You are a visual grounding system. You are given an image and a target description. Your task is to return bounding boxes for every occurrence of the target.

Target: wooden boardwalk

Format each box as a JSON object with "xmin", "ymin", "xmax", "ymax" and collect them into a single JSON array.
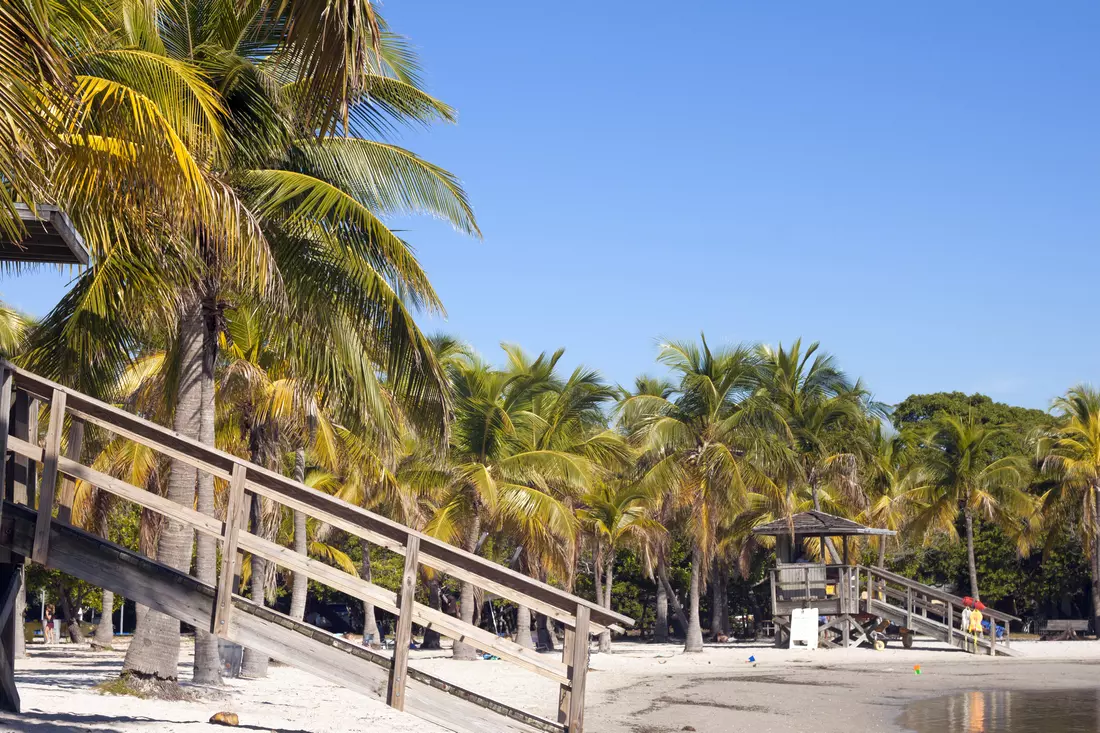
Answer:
[{"xmin": 0, "ymin": 362, "xmax": 632, "ymax": 732}]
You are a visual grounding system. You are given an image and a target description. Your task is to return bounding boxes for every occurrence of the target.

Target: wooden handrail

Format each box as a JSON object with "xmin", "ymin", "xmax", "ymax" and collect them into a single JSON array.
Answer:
[
  {"xmin": 2, "ymin": 360, "xmax": 631, "ymax": 631},
  {"xmin": 861, "ymin": 565, "xmax": 1019, "ymax": 624},
  {"xmin": 3, "ymin": 361, "xmax": 616, "ymax": 731}
]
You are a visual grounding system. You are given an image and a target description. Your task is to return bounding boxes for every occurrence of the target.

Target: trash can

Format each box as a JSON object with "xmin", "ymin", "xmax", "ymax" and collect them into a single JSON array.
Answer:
[{"xmin": 218, "ymin": 639, "xmax": 243, "ymax": 678}]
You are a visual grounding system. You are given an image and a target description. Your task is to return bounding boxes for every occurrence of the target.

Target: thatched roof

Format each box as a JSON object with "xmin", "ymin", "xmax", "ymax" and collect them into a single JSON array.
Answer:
[
  {"xmin": 1, "ymin": 204, "xmax": 88, "ymax": 266},
  {"xmin": 751, "ymin": 511, "xmax": 895, "ymax": 537}
]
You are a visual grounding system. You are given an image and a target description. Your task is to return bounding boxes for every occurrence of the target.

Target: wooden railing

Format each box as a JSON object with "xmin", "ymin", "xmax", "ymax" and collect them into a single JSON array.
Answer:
[
  {"xmin": 860, "ymin": 565, "xmax": 1016, "ymax": 655},
  {"xmin": 0, "ymin": 361, "xmax": 631, "ymax": 731}
]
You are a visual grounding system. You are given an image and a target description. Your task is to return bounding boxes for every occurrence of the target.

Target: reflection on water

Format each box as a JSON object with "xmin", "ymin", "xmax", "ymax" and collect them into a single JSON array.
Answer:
[{"xmin": 901, "ymin": 689, "xmax": 1100, "ymax": 732}]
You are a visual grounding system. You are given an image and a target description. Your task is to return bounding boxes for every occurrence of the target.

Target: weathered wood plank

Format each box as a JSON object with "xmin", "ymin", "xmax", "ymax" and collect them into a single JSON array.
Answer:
[
  {"xmin": 213, "ymin": 464, "xmax": 247, "ymax": 637},
  {"xmin": 563, "ymin": 605, "xmax": 589, "ymax": 732},
  {"xmin": 31, "ymin": 390, "xmax": 66, "ymax": 564},
  {"xmin": 0, "ymin": 369, "xmax": 12, "ymax": 517},
  {"xmin": 7, "ymin": 391, "xmax": 30, "ymax": 506},
  {"xmin": 0, "ymin": 563, "xmax": 18, "ymax": 713},
  {"xmin": 387, "ymin": 535, "xmax": 420, "ymax": 711},
  {"xmin": 55, "ymin": 417, "xmax": 84, "ymax": 525}
]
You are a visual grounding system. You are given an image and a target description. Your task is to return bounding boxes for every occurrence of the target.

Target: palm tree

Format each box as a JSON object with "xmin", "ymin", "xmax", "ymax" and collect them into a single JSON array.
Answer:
[
  {"xmin": 578, "ymin": 480, "xmax": 663, "ymax": 652},
  {"xmin": 1038, "ymin": 386, "xmax": 1100, "ymax": 635},
  {"xmin": 623, "ymin": 337, "xmax": 773, "ymax": 652},
  {"xmin": 23, "ymin": 0, "xmax": 477, "ymax": 688},
  {"xmin": 860, "ymin": 425, "xmax": 923, "ymax": 566},
  {"xmin": 909, "ymin": 413, "xmax": 1031, "ymax": 600}
]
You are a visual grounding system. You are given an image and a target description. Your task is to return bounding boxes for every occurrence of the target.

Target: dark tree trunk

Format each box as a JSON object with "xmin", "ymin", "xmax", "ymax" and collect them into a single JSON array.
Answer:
[
  {"xmin": 452, "ymin": 517, "xmax": 481, "ymax": 660},
  {"xmin": 290, "ymin": 449, "xmax": 308, "ymax": 622},
  {"xmin": 421, "ymin": 580, "xmax": 443, "ymax": 650},
  {"xmin": 654, "ymin": 560, "xmax": 670, "ymax": 643},
  {"xmin": 359, "ymin": 537, "xmax": 380, "ymax": 646},
  {"xmin": 709, "ymin": 565, "xmax": 723, "ymax": 639},
  {"xmin": 658, "ymin": 560, "xmax": 690, "ymax": 637},
  {"xmin": 599, "ymin": 550, "xmax": 614, "ymax": 653},
  {"xmin": 964, "ymin": 507, "xmax": 980, "ymax": 601},
  {"xmin": 685, "ymin": 546, "xmax": 704, "ymax": 653},
  {"xmin": 877, "ymin": 536, "xmax": 887, "ymax": 568},
  {"xmin": 514, "ymin": 605, "xmax": 534, "ymax": 649},
  {"xmin": 94, "ymin": 505, "xmax": 114, "ymax": 646},
  {"xmin": 192, "ymin": 302, "xmax": 221, "ymax": 685},
  {"xmin": 1091, "ymin": 489, "xmax": 1100, "ymax": 636},
  {"xmin": 241, "ymin": 492, "xmax": 270, "ymax": 677},
  {"xmin": 58, "ymin": 580, "xmax": 85, "ymax": 644},
  {"xmin": 121, "ymin": 304, "xmax": 202, "ymax": 683}
]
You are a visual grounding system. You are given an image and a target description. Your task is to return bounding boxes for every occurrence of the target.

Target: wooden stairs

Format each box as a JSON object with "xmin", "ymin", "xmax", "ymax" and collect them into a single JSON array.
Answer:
[{"xmin": 0, "ymin": 362, "xmax": 633, "ymax": 732}]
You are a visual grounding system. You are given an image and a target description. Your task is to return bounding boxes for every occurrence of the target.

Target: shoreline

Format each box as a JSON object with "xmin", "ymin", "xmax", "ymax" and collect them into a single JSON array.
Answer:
[{"xmin": 2, "ymin": 638, "xmax": 1100, "ymax": 732}]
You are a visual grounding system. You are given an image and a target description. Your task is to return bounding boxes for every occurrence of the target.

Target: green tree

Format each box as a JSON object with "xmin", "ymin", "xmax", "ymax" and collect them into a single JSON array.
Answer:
[
  {"xmin": 909, "ymin": 414, "xmax": 1032, "ymax": 600},
  {"xmin": 623, "ymin": 337, "xmax": 773, "ymax": 652},
  {"xmin": 1038, "ymin": 385, "xmax": 1100, "ymax": 633}
]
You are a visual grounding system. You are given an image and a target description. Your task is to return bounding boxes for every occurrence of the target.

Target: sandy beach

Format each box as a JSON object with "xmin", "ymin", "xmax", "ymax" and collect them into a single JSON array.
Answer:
[{"xmin": 2, "ymin": 636, "xmax": 1099, "ymax": 732}]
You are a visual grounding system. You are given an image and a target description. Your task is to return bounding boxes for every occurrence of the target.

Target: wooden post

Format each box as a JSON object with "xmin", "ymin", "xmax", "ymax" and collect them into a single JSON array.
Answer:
[
  {"xmin": 557, "ymin": 604, "xmax": 590, "ymax": 732},
  {"xmin": 905, "ymin": 586, "xmax": 913, "ymax": 630},
  {"xmin": 770, "ymin": 569, "xmax": 777, "ymax": 614},
  {"xmin": 31, "ymin": 390, "xmax": 66, "ymax": 565},
  {"xmin": 8, "ymin": 390, "xmax": 32, "ymax": 507},
  {"xmin": 55, "ymin": 417, "xmax": 85, "ymax": 525},
  {"xmin": 212, "ymin": 464, "xmax": 248, "ymax": 636},
  {"xmin": 387, "ymin": 535, "xmax": 420, "ymax": 711},
  {"xmin": 0, "ymin": 563, "xmax": 19, "ymax": 712},
  {"xmin": 842, "ymin": 537, "xmax": 849, "ymax": 566},
  {"xmin": 947, "ymin": 601, "xmax": 954, "ymax": 644},
  {"xmin": 0, "ymin": 368, "xmax": 12, "ymax": 512}
]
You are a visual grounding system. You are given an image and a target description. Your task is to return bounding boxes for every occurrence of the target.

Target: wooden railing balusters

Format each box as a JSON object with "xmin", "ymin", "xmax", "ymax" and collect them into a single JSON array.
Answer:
[
  {"xmin": 558, "ymin": 604, "xmax": 590, "ymax": 733},
  {"xmin": 213, "ymin": 463, "xmax": 248, "ymax": 637},
  {"xmin": 31, "ymin": 390, "xmax": 66, "ymax": 564},
  {"xmin": 56, "ymin": 417, "xmax": 84, "ymax": 525},
  {"xmin": 387, "ymin": 535, "xmax": 420, "ymax": 711}
]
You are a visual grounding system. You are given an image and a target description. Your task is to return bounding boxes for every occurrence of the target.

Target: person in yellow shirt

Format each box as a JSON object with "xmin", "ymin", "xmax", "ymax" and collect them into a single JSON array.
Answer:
[{"xmin": 968, "ymin": 602, "xmax": 985, "ymax": 652}]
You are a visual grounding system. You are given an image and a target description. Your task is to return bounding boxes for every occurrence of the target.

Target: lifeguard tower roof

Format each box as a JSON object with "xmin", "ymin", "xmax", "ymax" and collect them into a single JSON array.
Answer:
[
  {"xmin": 0, "ymin": 204, "xmax": 89, "ymax": 266},
  {"xmin": 752, "ymin": 510, "xmax": 896, "ymax": 538}
]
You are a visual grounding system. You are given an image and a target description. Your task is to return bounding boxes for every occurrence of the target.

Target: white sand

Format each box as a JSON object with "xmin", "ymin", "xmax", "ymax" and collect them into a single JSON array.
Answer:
[{"xmin": 3, "ymin": 636, "xmax": 1100, "ymax": 732}]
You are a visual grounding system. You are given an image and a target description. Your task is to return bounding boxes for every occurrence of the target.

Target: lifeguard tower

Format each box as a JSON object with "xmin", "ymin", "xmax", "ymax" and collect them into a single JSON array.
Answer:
[{"xmin": 753, "ymin": 511, "xmax": 1018, "ymax": 656}]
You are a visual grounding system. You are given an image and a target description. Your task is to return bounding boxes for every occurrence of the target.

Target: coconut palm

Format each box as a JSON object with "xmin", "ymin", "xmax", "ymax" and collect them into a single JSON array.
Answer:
[
  {"xmin": 578, "ymin": 480, "xmax": 663, "ymax": 652},
  {"xmin": 623, "ymin": 337, "xmax": 775, "ymax": 652},
  {"xmin": 908, "ymin": 413, "xmax": 1032, "ymax": 600},
  {"xmin": 22, "ymin": 0, "xmax": 477, "ymax": 688},
  {"xmin": 1037, "ymin": 386, "xmax": 1100, "ymax": 635},
  {"xmin": 860, "ymin": 425, "xmax": 923, "ymax": 566}
]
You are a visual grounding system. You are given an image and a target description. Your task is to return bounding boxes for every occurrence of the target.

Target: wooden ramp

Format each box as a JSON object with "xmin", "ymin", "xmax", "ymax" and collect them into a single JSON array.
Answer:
[
  {"xmin": 861, "ymin": 566, "xmax": 1018, "ymax": 657},
  {"xmin": 0, "ymin": 362, "xmax": 633, "ymax": 732}
]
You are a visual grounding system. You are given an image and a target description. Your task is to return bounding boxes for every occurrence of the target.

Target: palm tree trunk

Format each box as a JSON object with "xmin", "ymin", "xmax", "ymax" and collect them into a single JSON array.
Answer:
[
  {"xmin": 719, "ymin": 567, "xmax": 731, "ymax": 635},
  {"xmin": 422, "ymin": 580, "xmax": 443, "ymax": 650},
  {"xmin": 964, "ymin": 507, "xmax": 980, "ymax": 601},
  {"xmin": 684, "ymin": 546, "xmax": 704, "ymax": 653},
  {"xmin": 709, "ymin": 565, "xmax": 723, "ymax": 639},
  {"xmin": 876, "ymin": 536, "xmax": 887, "ymax": 568},
  {"xmin": 654, "ymin": 560, "xmax": 670, "ymax": 642},
  {"xmin": 657, "ymin": 560, "xmax": 690, "ymax": 637},
  {"xmin": 452, "ymin": 517, "xmax": 481, "ymax": 660},
  {"xmin": 94, "ymin": 506, "xmax": 114, "ymax": 646},
  {"xmin": 359, "ymin": 537, "xmax": 380, "ymax": 646},
  {"xmin": 58, "ymin": 579, "xmax": 85, "ymax": 644},
  {"xmin": 121, "ymin": 304, "xmax": 203, "ymax": 684},
  {"xmin": 514, "ymin": 605, "xmax": 534, "ymax": 649},
  {"xmin": 1091, "ymin": 488, "xmax": 1100, "ymax": 636},
  {"xmin": 599, "ymin": 551, "xmax": 614, "ymax": 653},
  {"xmin": 289, "ymin": 449, "xmax": 308, "ymax": 622},
  {"xmin": 241, "ymin": 491, "xmax": 270, "ymax": 678},
  {"xmin": 192, "ymin": 304, "xmax": 221, "ymax": 685}
]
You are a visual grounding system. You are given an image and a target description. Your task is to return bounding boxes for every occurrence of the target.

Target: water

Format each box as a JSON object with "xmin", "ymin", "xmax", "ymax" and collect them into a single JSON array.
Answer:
[{"xmin": 901, "ymin": 689, "xmax": 1100, "ymax": 732}]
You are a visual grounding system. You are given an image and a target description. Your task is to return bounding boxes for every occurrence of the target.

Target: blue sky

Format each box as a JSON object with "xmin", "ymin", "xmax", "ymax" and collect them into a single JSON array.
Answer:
[{"xmin": 5, "ymin": 2, "xmax": 1098, "ymax": 409}]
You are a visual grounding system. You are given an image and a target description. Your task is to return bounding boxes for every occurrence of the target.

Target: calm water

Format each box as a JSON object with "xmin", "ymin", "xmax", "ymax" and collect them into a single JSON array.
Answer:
[{"xmin": 901, "ymin": 689, "xmax": 1100, "ymax": 732}]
